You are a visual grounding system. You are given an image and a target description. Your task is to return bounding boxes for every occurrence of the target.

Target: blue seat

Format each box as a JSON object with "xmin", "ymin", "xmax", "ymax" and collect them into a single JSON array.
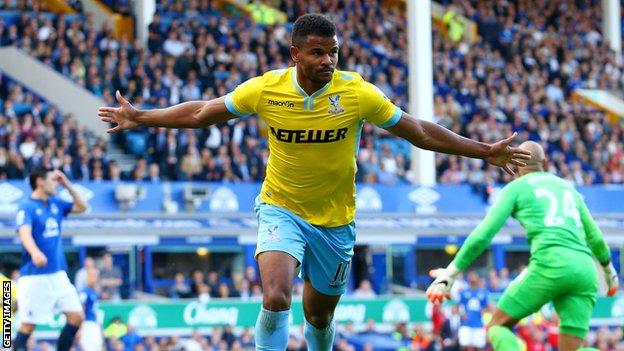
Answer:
[
  {"xmin": 126, "ymin": 132, "xmax": 148, "ymax": 155},
  {"xmin": 13, "ymin": 102, "xmax": 33, "ymax": 116}
]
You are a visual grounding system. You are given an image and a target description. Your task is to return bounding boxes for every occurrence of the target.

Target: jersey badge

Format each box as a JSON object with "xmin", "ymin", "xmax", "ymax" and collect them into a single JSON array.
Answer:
[{"xmin": 328, "ymin": 95, "xmax": 345, "ymax": 114}]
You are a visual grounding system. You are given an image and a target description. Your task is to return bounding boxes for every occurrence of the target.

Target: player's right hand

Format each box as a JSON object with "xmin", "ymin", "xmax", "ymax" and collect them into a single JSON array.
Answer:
[
  {"xmin": 426, "ymin": 264, "xmax": 460, "ymax": 304},
  {"xmin": 485, "ymin": 132, "xmax": 532, "ymax": 175},
  {"xmin": 53, "ymin": 170, "xmax": 70, "ymax": 187},
  {"xmin": 98, "ymin": 90, "xmax": 140, "ymax": 133},
  {"xmin": 602, "ymin": 261, "xmax": 619, "ymax": 296},
  {"xmin": 32, "ymin": 250, "xmax": 48, "ymax": 267}
]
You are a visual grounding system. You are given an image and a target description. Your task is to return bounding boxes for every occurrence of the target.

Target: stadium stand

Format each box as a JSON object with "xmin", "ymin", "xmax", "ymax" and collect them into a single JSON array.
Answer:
[
  {"xmin": 0, "ymin": 74, "xmax": 108, "ymax": 181},
  {"xmin": 433, "ymin": 0, "xmax": 624, "ymax": 187}
]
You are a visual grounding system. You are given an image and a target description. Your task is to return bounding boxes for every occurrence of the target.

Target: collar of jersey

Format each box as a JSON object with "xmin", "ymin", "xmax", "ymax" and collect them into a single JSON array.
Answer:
[{"xmin": 291, "ymin": 66, "xmax": 332, "ymax": 110}]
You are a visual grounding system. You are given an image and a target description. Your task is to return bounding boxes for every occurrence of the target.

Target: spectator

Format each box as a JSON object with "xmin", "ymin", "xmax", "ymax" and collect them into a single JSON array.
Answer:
[
  {"xmin": 440, "ymin": 304, "xmax": 461, "ymax": 351},
  {"xmin": 100, "ymin": 252, "xmax": 123, "ymax": 301},
  {"xmin": 189, "ymin": 269, "xmax": 206, "ymax": 296},
  {"xmin": 206, "ymin": 270, "xmax": 220, "ymax": 295},
  {"xmin": 352, "ymin": 279, "xmax": 376, "ymax": 298},
  {"xmin": 217, "ymin": 282, "xmax": 233, "ymax": 298},
  {"xmin": 169, "ymin": 272, "xmax": 192, "ymax": 298},
  {"xmin": 120, "ymin": 324, "xmax": 141, "ymax": 351},
  {"xmin": 197, "ymin": 283, "xmax": 211, "ymax": 302},
  {"xmin": 244, "ymin": 265, "xmax": 261, "ymax": 289},
  {"xmin": 103, "ymin": 317, "xmax": 127, "ymax": 339},
  {"xmin": 74, "ymin": 256, "xmax": 95, "ymax": 292}
]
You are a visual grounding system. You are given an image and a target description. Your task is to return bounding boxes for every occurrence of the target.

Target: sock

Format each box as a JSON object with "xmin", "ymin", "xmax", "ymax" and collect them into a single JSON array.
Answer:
[
  {"xmin": 304, "ymin": 318, "xmax": 335, "ymax": 351},
  {"xmin": 254, "ymin": 307, "xmax": 290, "ymax": 351},
  {"xmin": 487, "ymin": 325, "xmax": 521, "ymax": 351},
  {"xmin": 12, "ymin": 331, "xmax": 31, "ymax": 351},
  {"xmin": 56, "ymin": 323, "xmax": 80, "ymax": 351}
]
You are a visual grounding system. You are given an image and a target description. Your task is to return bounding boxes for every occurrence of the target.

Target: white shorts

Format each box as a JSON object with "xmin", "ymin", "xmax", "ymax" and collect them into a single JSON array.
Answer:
[
  {"xmin": 458, "ymin": 326, "xmax": 486, "ymax": 348},
  {"xmin": 17, "ymin": 271, "xmax": 82, "ymax": 325},
  {"xmin": 79, "ymin": 320, "xmax": 103, "ymax": 351}
]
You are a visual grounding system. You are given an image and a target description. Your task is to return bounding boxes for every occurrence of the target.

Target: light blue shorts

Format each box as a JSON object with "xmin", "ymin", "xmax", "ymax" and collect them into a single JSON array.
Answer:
[{"xmin": 254, "ymin": 196, "xmax": 355, "ymax": 296}]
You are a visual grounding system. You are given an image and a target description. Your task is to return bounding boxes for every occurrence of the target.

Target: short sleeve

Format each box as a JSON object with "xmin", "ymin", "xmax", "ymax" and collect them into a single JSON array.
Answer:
[
  {"xmin": 357, "ymin": 81, "xmax": 402, "ymax": 128},
  {"xmin": 15, "ymin": 204, "xmax": 32, "ymax": 230},
  {"xmin": 481, "ymin": 291, "xmax": 489, "ymax": 305},
  {"xmin": 79, "ymin": 291, "xmax": 88, "ymax": 304},
  {"xmin": 56, "ymin": 198, "xmax": 74, "ymax": 216},
  {"xmin": 224, "ymin": 76, "xmax": 265, "ymax": 117}
]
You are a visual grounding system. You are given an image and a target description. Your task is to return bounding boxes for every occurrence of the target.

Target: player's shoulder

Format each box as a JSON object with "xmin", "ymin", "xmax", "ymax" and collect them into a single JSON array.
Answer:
[
  {"xmin": 493, "ymin": 179, "xmax": 520, "ymax": 200},
  {"xmin": 335, "ymin": 70, "xmax": 363, "ymax": 82},
  {"xmin": 339, "ymin": 71, "xmax": 393, "ymax": 103},
  {"xmin": 47, "ymin": 196, "xmax": 66, "ymax": 209},
  {"xmin": 502, "ymin": 173, "xmax": 535, "ymax": 192},
  {"xmin": 257, "ymin": 67, "xmax": 293, "ymax": 87},
  {"xmin": 49, "ymin": 195, "xmax": 66, "ymax": 204},
  {"xmin": 333, "ymin": 70, "xmax": 365, "ymax": 89},
  {"xmin": 17, "ymin": 197, "xmax": 36, "ymax": 210}
]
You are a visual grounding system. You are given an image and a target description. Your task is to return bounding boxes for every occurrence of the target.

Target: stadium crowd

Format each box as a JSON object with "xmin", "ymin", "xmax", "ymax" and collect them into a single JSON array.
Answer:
[
  {"xmin": 1, "ymin": 0, "xmax": 623, "ymax": 186},
  {"xmin": 0, "ymin": 77, "xmax": 110, "ymax": 182},
  {"xmin": 433, "ymin": 0, "xmax": 624, "ymax": 186}
]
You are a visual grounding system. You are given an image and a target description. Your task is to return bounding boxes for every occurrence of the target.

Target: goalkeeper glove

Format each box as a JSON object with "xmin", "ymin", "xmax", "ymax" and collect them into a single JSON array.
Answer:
[
  {"xmin": 426, "ymin": 263, "xmax": 460, "ymax": 304},
  {"xmin": 602, "ymin": 261, "xmax": 619, "ymax": 297}
]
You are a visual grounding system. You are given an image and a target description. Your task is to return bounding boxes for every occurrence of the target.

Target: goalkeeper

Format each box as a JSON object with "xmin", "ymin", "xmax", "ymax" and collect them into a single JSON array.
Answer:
[{"xmin": 426, "ymin": 141, "xmax": 619, "ymax": 351}]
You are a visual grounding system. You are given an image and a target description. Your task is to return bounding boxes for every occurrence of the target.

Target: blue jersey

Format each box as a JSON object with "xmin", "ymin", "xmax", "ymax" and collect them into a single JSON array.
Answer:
[
  {"xmin": 80, "ymin": 287, "xmax": 99, "ymax": 322},
  {"xmin": 15, "ymin": 196, "xmax": 73, "ymax": 276},
  {"xmin": 459, "ymin": 288, "xmax": 488, "ymax": 327}
]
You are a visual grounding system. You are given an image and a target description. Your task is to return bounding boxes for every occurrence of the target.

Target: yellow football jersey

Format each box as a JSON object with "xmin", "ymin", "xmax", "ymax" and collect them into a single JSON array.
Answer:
[{"xmin": 225, "ymin": 67, "xmax": 402, "ymax": 227}]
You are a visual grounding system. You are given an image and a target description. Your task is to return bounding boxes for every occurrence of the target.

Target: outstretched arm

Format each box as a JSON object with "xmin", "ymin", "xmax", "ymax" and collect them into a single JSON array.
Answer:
[
  {"xmin": 578, "ymin": 197, "xmax": 610, "ymax": 265},
  {"xmin": 452, "ymin": 186, "xmax": 516, "ymax": 270},
  {"xmin": 426, "ymin": 184, "xmax": 517, "ymax": 303},
  {"xmin": 577, "ymin": 195, "xmax": 619, "ymax": 296},
  {"xmin": 98, "ymin": 91, "xmax": 236, "ymax": 133},
  {"xmin": 385, "ymin": 113, "xmax": 531, "ymax": 174}
]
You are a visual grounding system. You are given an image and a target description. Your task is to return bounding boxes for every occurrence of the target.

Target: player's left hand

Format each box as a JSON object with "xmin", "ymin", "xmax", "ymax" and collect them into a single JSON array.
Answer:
[
  {"xmin": 485, "ymin": 132, "xmax": 532, "ymax": 175},
  {"xmin": 602, "ymin": 261, "xmax": 619, "ymax": 296},
  {"xmin": 54, "ymin": 170, "xmax": 71, "ymax": 187}
]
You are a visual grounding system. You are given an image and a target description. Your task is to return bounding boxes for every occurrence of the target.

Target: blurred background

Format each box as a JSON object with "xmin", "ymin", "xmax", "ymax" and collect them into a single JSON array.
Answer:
[{"xmin": 0, "ymin": 0, "xmax": 623, "ymax": 350}]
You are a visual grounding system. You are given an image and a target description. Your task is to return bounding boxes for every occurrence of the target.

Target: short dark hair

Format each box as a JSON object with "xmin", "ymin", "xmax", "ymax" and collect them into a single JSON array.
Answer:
[
  {"xmin": 29, "ymin": 167, "xmax": 52, "ymax": 190},
  {"xmin": 292, "ymin": 14, "xmax": 336, "ymax": 47}
]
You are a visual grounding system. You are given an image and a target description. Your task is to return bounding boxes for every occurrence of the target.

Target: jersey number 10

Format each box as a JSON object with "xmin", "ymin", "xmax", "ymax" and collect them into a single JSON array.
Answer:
[{"xmin": 534, "ymin": 188, "xmax": 582, "ymax": 227}]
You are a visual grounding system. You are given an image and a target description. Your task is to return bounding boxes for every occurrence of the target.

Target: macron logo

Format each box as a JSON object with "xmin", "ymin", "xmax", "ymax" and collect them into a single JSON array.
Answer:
[{"xmin": 268, "ymin": 99, "xmax": 295, "ymax": 108}]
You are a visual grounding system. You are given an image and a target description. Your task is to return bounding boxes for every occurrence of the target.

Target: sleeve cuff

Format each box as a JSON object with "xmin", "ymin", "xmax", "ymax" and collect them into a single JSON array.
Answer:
[
  {"xmin": 224, "ymin": 92, "xmax": 249, "ymax": 117},
  {"xmin": 377, "ymin": 106, "xmax": 402, "ymax": 128}
]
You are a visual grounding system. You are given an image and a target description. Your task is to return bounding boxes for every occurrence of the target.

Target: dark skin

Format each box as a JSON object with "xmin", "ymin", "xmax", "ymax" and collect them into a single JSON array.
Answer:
[
  {"xmin": 99, "ymin": 34, "xmax": 531, "ymax": 329},
  {"xmin": 290, "ymin": 35, "xmax": 339, "ymax": 94}
]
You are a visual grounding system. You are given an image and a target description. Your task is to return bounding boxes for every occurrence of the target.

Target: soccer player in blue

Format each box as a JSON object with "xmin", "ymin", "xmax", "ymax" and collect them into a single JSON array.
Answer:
[
  {"xmin": 13, "ymin": 168, "xmax": 88, "ymax": 351},
  {"xmin": 79, "ymin": 266, "xmax": 102, "ymax": 351},
  {"xmin": 457, "ymin": 271, "xmax": 489, "ymax": 351}
]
